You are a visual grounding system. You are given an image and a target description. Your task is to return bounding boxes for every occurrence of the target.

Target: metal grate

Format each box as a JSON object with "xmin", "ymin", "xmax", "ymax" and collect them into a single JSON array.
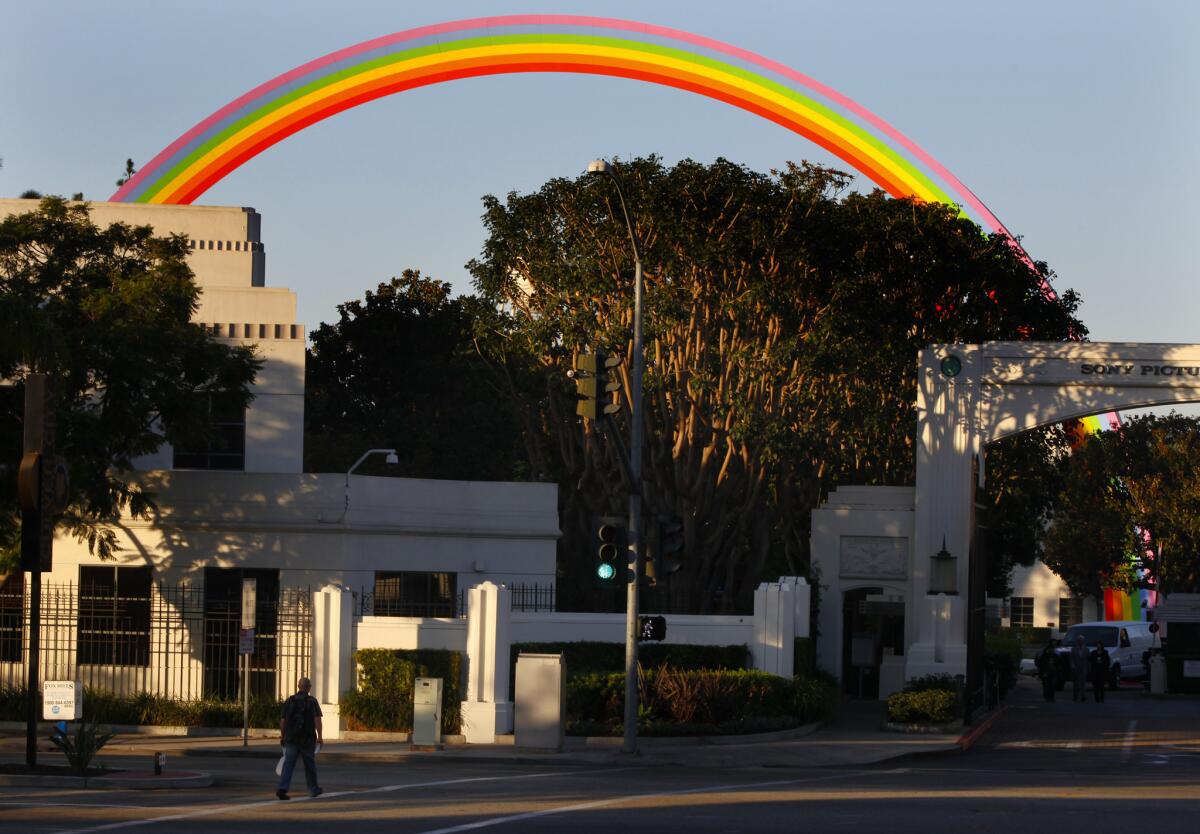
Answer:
[{"xmin": 0, "ymin": 579, "xmax": 311, "ymax": 702}]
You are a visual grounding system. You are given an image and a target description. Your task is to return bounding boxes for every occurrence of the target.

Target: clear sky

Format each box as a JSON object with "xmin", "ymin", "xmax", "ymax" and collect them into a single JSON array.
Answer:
[{"xmin": 2, "ymin": 0, "xmax": 1197, "ymax": 349}]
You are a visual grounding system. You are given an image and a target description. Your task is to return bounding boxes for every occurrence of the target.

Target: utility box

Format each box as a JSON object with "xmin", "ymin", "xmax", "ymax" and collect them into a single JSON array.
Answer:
[
  {"xmin": 1150, "ymin": 654, "xmax": 1168, "ymax": 694},
  {"xmin": 514, "ymin": 653, "xmax": 565, "ymax": 751},
  {"xmin": 412, "ymin": 677, "xmax": 443, "ymax": 746}
]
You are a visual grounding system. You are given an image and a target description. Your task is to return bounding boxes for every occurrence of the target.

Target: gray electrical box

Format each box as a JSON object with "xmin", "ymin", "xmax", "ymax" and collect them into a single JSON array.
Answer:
[
  {"xmin": 514, "ymin": 652, "xmax": 565, "ymax": 751},
  {"xmin": 412, "ymin": 677, "xmax": 443, "ymax": 746}
]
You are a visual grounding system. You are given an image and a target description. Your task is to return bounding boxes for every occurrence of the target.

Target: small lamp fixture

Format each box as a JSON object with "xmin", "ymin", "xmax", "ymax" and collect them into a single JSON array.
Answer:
[{"xmin": 929, "ymin": 536, "xmax": 958, "ymax": 595}]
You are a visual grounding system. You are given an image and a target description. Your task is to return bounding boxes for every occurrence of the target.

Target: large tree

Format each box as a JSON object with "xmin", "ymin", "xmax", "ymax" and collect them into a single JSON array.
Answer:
[
  {"xmin": 304, "ymin": 270, "xmax": 524, "ymax": 480},
  {"xmin": 469, "ymin": 157, "xmax": 1085, "ymax": 613},
  {"xmin": 0, "ymin": 198, "xmax": 260, "ymax": 570},
  {"xmin": 1044, "ymin": 414, "xmax": 1200, "ymax": 597}
]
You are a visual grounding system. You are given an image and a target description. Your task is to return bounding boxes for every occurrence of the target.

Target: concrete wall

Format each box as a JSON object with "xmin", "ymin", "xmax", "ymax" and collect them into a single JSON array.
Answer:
[{"xmin": 44, "ymin": 471, "xmax": 561, "ymax": 592}]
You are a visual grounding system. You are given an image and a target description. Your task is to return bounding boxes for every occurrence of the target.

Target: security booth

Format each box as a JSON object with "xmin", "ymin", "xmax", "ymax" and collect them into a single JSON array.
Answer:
[{"xmin": 1154, "ymin": 594, "xmax": 1200, "ymax": 694}]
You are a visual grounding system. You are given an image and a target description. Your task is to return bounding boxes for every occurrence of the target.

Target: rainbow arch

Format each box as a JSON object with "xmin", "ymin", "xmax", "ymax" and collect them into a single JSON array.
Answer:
[{"xmin": 110, "ymin": 14, "xmax": 1021, "ymax": 244}]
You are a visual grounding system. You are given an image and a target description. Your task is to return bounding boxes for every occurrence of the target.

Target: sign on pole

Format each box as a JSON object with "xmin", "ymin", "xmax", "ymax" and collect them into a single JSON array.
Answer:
[
  {"xmin": 42, "ymin": 681, "xmax": 81, "ymax": 721},
  {"xmin": 241, "ymin": 578, "xmax": 257, "ymax": 629},
  {"xmin": 239, "ymin": 628, "xmax": 256, "ymax": 655}
]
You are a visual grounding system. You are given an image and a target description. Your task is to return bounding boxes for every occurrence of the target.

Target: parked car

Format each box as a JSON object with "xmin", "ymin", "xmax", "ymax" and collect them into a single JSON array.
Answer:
[{"xmin": 1053, "ymin": 620, "xmax": 1156, "ymax": 689}]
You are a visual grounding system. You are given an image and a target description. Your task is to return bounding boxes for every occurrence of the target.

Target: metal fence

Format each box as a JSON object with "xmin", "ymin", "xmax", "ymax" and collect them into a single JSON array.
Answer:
[
  {"xmin": 0, "ymin": 579, "xmax": 311, "ymax": 702},
  {"xmin": 353, "ymin": 583, "xmax": 557, "ymax": 618}
]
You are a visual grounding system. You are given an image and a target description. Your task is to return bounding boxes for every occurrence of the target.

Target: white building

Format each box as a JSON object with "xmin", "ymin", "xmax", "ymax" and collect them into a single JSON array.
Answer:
[{"xmin": 0, "ymin": 198, "xmax": 559, "ymax": 704}]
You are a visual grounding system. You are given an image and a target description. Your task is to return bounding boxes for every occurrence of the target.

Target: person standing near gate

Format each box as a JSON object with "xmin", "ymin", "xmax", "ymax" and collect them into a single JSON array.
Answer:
[
  {"xmin": 1090, "ymin": 641, "xmax": 1111, "ymax": 703},
  {"xmin": 1070, "ymin": 634, "xmax": 1090, "ymax": 702},
  {"xmin": 277, "ymin": 676, "xmax": 323, "ymax": 799}
]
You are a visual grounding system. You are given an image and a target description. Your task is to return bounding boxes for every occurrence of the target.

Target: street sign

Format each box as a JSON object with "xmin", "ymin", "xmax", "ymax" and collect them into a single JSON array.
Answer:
[
  {"xmin": 239, "ymin": 628, "xmax": 255, "ymax": 655},
  {"xmin": 241, "ymin": 578, "xmax": 256, "ymax": 628},
  {"xmin": 43, "ymin": 681, "xmax": 81, "ymax": 720}
]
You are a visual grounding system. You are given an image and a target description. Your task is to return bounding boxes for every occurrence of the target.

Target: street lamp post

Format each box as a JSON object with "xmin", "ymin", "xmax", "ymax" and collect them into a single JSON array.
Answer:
[
  {"xmin": 587, "ymin": 159, "xmax": 644, "ymax": 754},
  {"xmin": 343, "ymin": 448, "xmax": 399, "ymax": 517}
]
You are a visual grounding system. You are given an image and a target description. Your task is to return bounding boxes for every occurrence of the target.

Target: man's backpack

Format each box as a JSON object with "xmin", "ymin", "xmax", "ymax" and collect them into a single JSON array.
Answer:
[{"xmin": 283, "ymin": 694, "xmax": 314, "ymax": 745}]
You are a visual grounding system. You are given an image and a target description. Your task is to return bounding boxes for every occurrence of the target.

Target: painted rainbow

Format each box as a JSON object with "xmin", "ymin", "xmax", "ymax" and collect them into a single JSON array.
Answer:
[{"xmin": 110, "ymin": 14, "xmax": 1019, "ymax": 244}]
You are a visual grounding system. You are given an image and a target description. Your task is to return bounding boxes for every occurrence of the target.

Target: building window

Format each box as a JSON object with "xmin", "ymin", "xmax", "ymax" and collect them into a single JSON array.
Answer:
[
  {"xmin": 372, "ymin": 572, "xmax": 457, "ymax": 618},
  {"xmin": 1009, "ymin": 596, "xmax": 1034, "ymax": 628},
  {"xmin": 77, "ymin": 566, "xmax": 151, "ymax": 666},
  {"xmin": 0, "ymin": 574, "xmax": 23, "ymax": 663},
  {"xmin": 1059, "ymin": 597, "xmax": 1084, "ymax": 629},
  {"xmin": 173, "ymin": 392, "xmax": 246, "ymax": 471}
]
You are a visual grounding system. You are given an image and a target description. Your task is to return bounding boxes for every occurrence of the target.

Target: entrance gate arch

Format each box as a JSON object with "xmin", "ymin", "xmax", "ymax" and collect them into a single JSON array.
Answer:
[
  {"xmin": 813, "ymin": 342, "xmax": 1200, "ymax": 699},
  {"xmin": 910, "ymin": 341, "xmax": 1200, "ymax": 681}
]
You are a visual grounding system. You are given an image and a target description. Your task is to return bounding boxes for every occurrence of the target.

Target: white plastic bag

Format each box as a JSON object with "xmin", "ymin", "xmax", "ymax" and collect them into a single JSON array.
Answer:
[{"xmin": 275, "ymin": 755, "xmax": 285, "ymax": 776}]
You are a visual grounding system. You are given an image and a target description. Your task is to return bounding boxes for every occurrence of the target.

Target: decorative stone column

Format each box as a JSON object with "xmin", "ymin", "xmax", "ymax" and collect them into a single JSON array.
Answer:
[
  {"xmin": 311, "ymin": 584, "xmax": 354, "ymax": 740},
  {"xmin": 460, "ymin": 582, "xmax": 514, "ymax": 743}
]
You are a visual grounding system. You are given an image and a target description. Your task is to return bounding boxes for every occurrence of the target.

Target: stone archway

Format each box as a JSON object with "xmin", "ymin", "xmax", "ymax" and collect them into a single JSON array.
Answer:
[
  {"xmin": 813, "ymin": 342, "xmax": 1200, "ymax": 695},
  {"xmin": 910, "ymin": 342, "xmax": 1200, "ymax": 681}
]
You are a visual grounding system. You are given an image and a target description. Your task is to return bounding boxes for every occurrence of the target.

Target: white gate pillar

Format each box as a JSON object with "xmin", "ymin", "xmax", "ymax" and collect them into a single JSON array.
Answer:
[
  {"xmin": 752, "ymin": 581, "xmax": 795, "ymax": 677},
  {"xmin": 460, "ymin": 581, "xmax": 514, "ymax": 743},
  {"xmin": 311, "ymin": 584, "xmax": 354, "ymax": 739}
]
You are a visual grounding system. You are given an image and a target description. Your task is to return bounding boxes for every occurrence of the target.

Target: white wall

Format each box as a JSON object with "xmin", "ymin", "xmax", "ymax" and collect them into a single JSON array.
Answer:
[{"xmin": 1007, "ymin": 560, "xmax": 1100, "ymax": 629}]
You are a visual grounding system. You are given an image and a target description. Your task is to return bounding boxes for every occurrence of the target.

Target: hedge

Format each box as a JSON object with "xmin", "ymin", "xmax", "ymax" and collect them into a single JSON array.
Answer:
[
  {"xmin": 984, "ymin": 630, "xmax": 1023, "ymax": 699},
  {"xmin": 511, "ymin": 641, "xmax": 750, "ymax": 681},
  {"xmin": 565, "ymin": 667, "xmax": 839, "ymax": 736},
  {"xmin": 0, "ymin": 686, "xmax": 281, "ymax": 728},
  {"xmin": 339, "ymin": 648, "xmax": 463, "ymax": 733},
  {"xmin": 886, "ymin": 690, "xmax": 958, "ymax": 724}
]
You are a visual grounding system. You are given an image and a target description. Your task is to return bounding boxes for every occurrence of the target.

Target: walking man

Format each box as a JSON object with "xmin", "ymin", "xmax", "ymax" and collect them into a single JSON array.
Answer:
[
  {"xmin": 1070, "ymin": 634, "xmax": 1089, "ymax": 702},
  {"xmin": 1090, "ymin": 641, "xmax": 1111, "ymax": 703},
  {"xmin": 277, "ymin": 676, "xmax": 323, "ymax": 799}
]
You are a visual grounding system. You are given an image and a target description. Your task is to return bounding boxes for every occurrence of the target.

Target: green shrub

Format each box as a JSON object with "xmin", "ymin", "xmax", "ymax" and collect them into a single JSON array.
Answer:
[
  {"xmin": 0, "ymin": 686, "xmax": 31, "ymax": 721},
  {"xmin": 564, "ymin": 667, "xmax": 838, "ymax": 736},
  {"xmin": 793, "ymin": 637, "xmax": 815, "ymax": 676},
  {"xmin": 886, "ymin": 690, "xmax": 958, "ymax": 724},
  {"xmin": 339, "ymin": 648, "xmax": 463, "ymax": 733},
  {"xmin": 904, "ymin": 674, "xmax": 960, "ymax": 693},
  {"xmin": 985, "ymin": 631, "xmax": 1023, "ymax": 699},
  {"xmin": 511, "ymin": 641, "xmax": 749, "ymax": 683},
  {"xmin": 0, "ymin": 686, "xmax": 281, "ymax": 728},
  {"xmin": 48, "ymin": 719, "xmax": 114, "ymax": 774}
]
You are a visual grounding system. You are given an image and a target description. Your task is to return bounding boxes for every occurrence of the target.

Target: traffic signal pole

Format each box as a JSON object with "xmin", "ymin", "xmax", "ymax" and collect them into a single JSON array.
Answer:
[
  {"xmin": 587, "ymin": 158, "xmax": 645, "ymax": 755},
  {"xmin": 623, "ymin": 252, "xmax": 644, "ymax": 755}
]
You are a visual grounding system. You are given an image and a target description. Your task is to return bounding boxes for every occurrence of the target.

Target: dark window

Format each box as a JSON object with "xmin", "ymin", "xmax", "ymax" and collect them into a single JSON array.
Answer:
[
  {"xmin": 77, "ymin": 566, "xmax": 151, "ymax": 666},
  {"xmin": 173, "ymin": 392, "xmax": 246, "ymax": 471},
  {"xmin": 0, "ymin": 574, "xmax": 24, "ymax": 663},
  {"xmin": 1009, "ymin": 596, "xmax": 1034, "ymax": 627},
  {"xmin": 373, "ymin": 572, "xmax": 457, "ymax": 617},
  {"xmin": 1059, "ymin": 597, "xmax": 1084, "ymax": 629}
]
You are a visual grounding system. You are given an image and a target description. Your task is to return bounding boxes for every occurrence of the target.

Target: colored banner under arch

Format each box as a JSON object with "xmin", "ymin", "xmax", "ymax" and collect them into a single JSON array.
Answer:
[{"xmin": 110, "ymin": 15, "xmax": 1023, "ymax": 250}]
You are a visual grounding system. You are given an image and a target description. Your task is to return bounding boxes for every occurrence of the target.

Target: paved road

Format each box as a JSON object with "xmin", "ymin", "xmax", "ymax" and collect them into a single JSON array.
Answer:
[{"xmin": 1, "ymin": 679, "xmax": 1195, "ymax": 834}]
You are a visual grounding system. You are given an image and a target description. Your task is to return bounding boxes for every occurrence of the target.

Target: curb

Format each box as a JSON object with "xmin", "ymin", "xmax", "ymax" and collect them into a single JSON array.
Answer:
[
  {"xmin": 0, "ymin": 770, "xmax": 213, "ymax": 789},
  {"xmin": 174, "ymin": 721, "xmax": 824, "ymax": 762},
  {"xmin": 957, "ymin": 705, "xmax": 1007, "ymax": 751}
]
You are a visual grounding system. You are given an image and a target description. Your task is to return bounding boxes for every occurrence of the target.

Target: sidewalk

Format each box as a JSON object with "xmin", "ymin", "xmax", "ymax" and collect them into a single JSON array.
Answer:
[{"xmin": 0, "ymin": 699, "xmax": 970, "ymax": 771}]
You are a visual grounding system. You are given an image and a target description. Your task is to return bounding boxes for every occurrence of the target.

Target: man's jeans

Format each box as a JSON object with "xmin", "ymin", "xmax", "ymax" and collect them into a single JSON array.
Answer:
[{"xmin": 278, "ymin": 742, "xmax": 319, "ymax": 795}]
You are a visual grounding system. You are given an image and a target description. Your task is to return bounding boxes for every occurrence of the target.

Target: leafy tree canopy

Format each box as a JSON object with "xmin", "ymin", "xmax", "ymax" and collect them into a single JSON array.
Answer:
[
  {"xmin": 0, "ymin": 198, "xmax": 260, "ymax": 569},
  {"xmin": 304, "ymin": 270, "xmax": 524, "ymax": 480},
  {"xmin": 1044, "ymin": 414, "xmax": 1200, "ymax": 597},
  {"xmin": 469, "ymin": 157, "xmax": 1085, "ymax": 613}
]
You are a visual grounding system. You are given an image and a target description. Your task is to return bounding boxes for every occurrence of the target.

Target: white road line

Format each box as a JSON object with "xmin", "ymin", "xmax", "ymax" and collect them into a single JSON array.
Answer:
[
  {"xmin": 0, "ymin": 802, "xmax": 155, "ymax": 809},
  {"xmin": 1066, "ymin": 741, "xmax": 1082, "ymax": 751},
  {"xmin": 49, "ymin": 768, "xmax": 620, "ymax": 834},
  {"xmin": 1121, "ymin": 720, "xmax": 1138, "ymax": 764},
  {"xmin": 413, "ymin": 770, "xmax": 874, "ymax": 834}
]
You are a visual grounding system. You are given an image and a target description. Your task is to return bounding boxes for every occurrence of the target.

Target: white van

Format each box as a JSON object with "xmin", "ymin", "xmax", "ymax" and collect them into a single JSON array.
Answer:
[{"xmin": 1055, "ymin": 620, "xmax": 1157, "ymax": 687}]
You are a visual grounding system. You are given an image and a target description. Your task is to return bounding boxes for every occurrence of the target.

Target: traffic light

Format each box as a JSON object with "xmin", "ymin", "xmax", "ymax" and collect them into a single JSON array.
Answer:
[
  {"xmin": 638, "ymin": 615, "xmax": 666, "ymax": 642},
  {"xmin": 569, "ymin": 352, "xmax": 622, "ymax": 421},
  {"xmin": 645, "ymin": 516, "xmax": 684, "ymax": 584},
  {"xmin": 594, "ymin": 516, "xmax": 626, "ymax": 582}
]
